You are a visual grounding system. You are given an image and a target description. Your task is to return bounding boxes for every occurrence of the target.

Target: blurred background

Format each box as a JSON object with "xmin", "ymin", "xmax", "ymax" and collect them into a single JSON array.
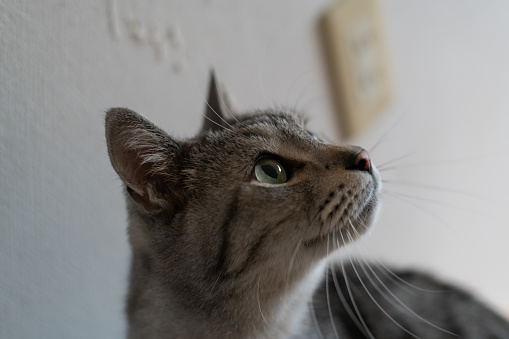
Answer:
[{"xmin": 1, "ymin": 0, "xmax": 509, "ymax": 338}]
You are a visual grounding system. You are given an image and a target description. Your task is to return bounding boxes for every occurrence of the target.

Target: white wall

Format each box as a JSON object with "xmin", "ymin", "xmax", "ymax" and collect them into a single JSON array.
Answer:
[
  {"xmin": 358, "ymin": 1, "xmax": 509, "ymax": 315},
  {"xmin": 1, "ymin": 0, "xmax": 508, "ymax": 337}
]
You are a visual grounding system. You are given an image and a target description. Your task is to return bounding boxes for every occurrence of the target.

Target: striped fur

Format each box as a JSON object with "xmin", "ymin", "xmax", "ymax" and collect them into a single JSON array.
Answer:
[{"xmin": 105, "ymin": 76, "xmax": 509, "ymax": 338}]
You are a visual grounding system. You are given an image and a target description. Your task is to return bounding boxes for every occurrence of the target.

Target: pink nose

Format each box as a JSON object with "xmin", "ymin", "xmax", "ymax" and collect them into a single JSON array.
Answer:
[{"xmin": 353, "ymin": 149, "xmax": 371, "ymax": 173}]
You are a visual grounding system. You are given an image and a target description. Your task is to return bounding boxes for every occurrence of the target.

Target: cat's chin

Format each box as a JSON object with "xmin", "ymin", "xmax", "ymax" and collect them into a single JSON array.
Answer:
[{"xmin": 303, "ymin": 191, "xmax": 379, "ymax": 251}]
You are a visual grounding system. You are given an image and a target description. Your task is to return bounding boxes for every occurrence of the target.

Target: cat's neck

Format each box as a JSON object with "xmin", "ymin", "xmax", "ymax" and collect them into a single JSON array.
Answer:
[
  {"xmin": 127, "ymin": 244, "xmax": 326, "ymax": 339},
  {"xmin": 223, "ymin": 259, "xmax": 326, "ymax": 339},
  {"xmin": 259, "ymin": 260, "xmax": 326, "ymax": 339}
]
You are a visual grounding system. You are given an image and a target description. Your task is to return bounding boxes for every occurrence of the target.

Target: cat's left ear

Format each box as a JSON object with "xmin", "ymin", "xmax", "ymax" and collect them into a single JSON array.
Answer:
[
  {"xmin": 105, "ymin": 108, "xmax": 184, "ymax": 212},
  {"xmin": 201, "ymin": 71, "xmax": 229, "ymax": 133}
]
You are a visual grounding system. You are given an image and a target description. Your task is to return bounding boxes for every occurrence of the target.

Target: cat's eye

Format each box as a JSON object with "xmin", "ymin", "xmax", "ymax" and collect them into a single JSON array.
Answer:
[
  {"xmin": 254, "ymin": 158, "xmax": 287, "ymax": 184},
  {"xmin": 307, "ymin": 131, "xmax": 320, "ymax": 141}
]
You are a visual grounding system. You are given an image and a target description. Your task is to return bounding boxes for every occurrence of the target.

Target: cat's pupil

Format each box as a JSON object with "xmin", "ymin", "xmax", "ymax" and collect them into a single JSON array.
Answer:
[{"xmin": 261, "ymin": 164, "xmax": 278, "ymax": 179}]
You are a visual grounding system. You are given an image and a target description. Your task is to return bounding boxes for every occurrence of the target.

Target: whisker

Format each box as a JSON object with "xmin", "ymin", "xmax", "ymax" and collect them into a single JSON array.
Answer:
[
  {"xmin": 382, "ymin": 179, "xmax": 481, "ymax": 199},
  {"xmin": 339, "ymin": 231, "xmax": 375, "ymax": 338},
  {"xmin": 368, "ymin": 108, "xmax": 413, "ymax": 155},
  {"xmin": 383, "ymin": 189, "xmax": 489, "ymax": 219},
  {"xmin": 284, "ymin": 68, "xmax": 316, "ymax": 108},
  {"xmin": 381, "ymin": 190, "xmax": 454, "ymax": 230},
  {"xmin": 205, "ymin": 103, "xmax": 235, "ymax": 129},
  {"xmin": 286, "ymin": 241, "xmax": 302, "ymax": 288},
  {"xmin": 202, "ymin": 114, "xmax": 233, "ymax": 132},
  {"xmin": 309, "ymin": 295, "xmax": 326, "ymax": 339},
  {"xmin": 331, "ymin": 239, "xmax": 375, "ymax": 339},
  {"xmin": 348, "ymin": 226, "xmax": 457, "ymax": 336},
  {"xmin": 376, "ymin": 147, "xmax": 420, "ymax": 170},
  {"xmin": 206, "ymin": 71, "xmax": 239, "ymax": 125},
  {"xmin": 349, "ymin": 215, "xmax": 370, "ymax": 232},
  {"xmin": 374, "ymin": 260, "xmax": 447, "ymax": 294},
  {"xmin": 294, "ymin": 77, "xmax": 318, "ymax": 111},
  {"xmin": 200, "ymin": 275, "xmax": 221, "ymax": 310},
  {"xmin": 186, "ymin": 70, "xmax": 234, "ymax": 130},
  {"xmin": 364, "ymin": 262, "xmax": 457, "ymax": 336},
  {"xmin": 345, "ymin": 231, "xmax": 424, "ymax": 339},
  {"xmin": 300, "ymin": 95, "xmax": 326, "ymax": 113},
  {"xmin": 256, "ymin": 277, "xmax": 269, "ymax": 329},
  {"xmin": 325, "ymin": 234, "xmax": 340, "ymax": 339},
  {"xmin": 216, "ymin": 87, "xmax": 240, "ymax": 124},
  {"xmin": 377, "ymin": 153, "xmax": 501, "ymax": 173}
]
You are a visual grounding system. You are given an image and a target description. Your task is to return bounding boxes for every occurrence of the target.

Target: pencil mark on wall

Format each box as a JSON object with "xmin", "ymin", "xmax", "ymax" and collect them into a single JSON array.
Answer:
[{"xmin": 106, "ymin": 0, "xmax": 187, "ymax": 73}]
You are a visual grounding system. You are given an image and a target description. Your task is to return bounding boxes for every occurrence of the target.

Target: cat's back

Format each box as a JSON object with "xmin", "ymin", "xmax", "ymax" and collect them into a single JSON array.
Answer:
[{"xmin": 311, "ymin": 262, "xmax": 509, "ymax": 339}]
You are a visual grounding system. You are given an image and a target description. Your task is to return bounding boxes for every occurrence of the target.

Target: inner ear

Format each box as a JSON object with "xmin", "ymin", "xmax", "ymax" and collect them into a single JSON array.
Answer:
[
  {"xmin": 105, "ymin": 107, "xmax": 184, "ymax": 212},
  {"xmin": 201, "ymin": 71, "xmax": 229, "ymax": 133}
]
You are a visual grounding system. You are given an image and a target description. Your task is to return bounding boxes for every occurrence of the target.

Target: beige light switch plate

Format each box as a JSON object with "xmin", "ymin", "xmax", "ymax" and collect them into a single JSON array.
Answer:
[{"xmin": 321, "ymin": 0, "xmax": 392, "ymax": 138}]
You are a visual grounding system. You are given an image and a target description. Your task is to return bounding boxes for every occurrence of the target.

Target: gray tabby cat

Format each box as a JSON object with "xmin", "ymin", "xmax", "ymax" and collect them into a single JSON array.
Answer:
[{"xmin": 105, "ymin": 74, "xmax": 509, "ymax": 338}]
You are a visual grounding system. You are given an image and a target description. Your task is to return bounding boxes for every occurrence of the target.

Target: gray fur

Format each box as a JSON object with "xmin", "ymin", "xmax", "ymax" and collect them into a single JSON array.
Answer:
[
  {"xmin": 312, "ymin": 264, "xmax": 509, "ymax": 338},
  {"xmin": 105, "ymin": 77, "xmax": 509, "ymax": 338}
]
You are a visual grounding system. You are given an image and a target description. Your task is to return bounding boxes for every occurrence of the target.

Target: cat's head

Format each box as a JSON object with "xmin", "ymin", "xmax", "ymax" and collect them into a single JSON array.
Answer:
[{"xmin": 105, "ymin": 74, "xmax": 380, "ymax": 296}]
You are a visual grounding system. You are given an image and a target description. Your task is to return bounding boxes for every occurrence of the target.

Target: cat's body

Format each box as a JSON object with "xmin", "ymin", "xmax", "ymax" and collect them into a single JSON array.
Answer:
[
  {"xmin": 106, "ymin": 75, "xmax": 509, "ymax": 338},
  {"xmin": 312, "ymin": 264, "xmax": 509, "ymax": 338}
]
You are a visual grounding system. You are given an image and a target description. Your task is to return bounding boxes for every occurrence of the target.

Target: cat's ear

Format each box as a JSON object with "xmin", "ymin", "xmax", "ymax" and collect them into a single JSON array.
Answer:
[
  {"xmin": 105, "ymin": 108, "xmax": 183, "ymax": 212},
  {"xmin": 201, "ymin": 71, "xmax": 229, "ymax": 133}
]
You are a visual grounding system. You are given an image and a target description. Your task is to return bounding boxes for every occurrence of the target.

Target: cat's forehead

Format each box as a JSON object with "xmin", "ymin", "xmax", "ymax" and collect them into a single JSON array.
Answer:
[
  {"xmin": 237, "ymin": 110, "xmax": 304, "ymax": 126},
  {"xmin": 233, "ymin": 111, "xmax": 308, "ymax": 138},
  {"xmin": 189, "ymin": 110, "xmax": 317, "ymax": 160}
]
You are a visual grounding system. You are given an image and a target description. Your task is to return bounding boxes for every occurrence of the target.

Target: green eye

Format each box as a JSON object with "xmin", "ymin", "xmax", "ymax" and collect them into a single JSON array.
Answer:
[{"xmin": 254, "ymin": 158, "xmax": 287, "ymax": 184}]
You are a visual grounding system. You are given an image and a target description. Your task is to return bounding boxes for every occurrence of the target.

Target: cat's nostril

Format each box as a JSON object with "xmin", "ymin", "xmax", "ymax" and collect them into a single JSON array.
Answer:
[{"xmin": 353, "ymin": 149, "xmax": 371, "ymax": 173}]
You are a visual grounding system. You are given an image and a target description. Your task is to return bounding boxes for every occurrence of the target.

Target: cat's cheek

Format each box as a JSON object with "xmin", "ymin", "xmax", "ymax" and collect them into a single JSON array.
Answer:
[
  {"xmin": 371, "ymin": 165, "xmax": 382, "ymax": 189},
  {"xmin": 368, "ymin": 201, "xmax": 382, "ymax": 234},
  {"xmin": 362, "ymin": 166, "xmax": 382, "ymax": 234}
]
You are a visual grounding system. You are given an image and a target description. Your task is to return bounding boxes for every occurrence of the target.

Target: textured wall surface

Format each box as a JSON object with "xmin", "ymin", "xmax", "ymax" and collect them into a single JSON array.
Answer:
[{"xmin": 1, "ymin": 0, "xmax": 509, "ymax": 338}]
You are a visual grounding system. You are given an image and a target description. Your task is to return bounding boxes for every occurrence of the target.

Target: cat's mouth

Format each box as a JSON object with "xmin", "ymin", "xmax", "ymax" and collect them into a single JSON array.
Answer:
[{"xmin": 304, "ymin": 177, "xmax": 380, "ymax": 248}]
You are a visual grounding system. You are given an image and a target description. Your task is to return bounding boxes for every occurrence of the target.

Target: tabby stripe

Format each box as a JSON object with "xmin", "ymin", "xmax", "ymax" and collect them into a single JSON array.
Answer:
[
  {"xmin": 213, "ymin": 187, "xmax": 240, "ymax": 276},
  {"xmin": 231, "ymin": 219, "xmax": 286, "ymax": 277},
  {"xmin": 231, "ymin": 228, "xmax": 270, "ymax": 277}
]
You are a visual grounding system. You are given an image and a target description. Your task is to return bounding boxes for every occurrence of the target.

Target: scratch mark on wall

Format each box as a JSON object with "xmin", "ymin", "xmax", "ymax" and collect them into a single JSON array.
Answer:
[
  {"xmin": 125, "ymin": 18, "xmax": 146, "ymax": 44},
  {"xmin": 106, "ymin": 0, "xmax": 187, "ymax": 73},
  {"xmin": 106, "ymin": 0, "xmax": 121, "ymax": 40}
]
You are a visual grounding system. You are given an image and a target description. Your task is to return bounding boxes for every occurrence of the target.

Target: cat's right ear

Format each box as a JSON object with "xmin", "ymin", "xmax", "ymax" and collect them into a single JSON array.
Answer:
[
  {"xmin": 105, "ymin": 108, "xmax": 183, "ymax": 212},
  {"xmin": 201, "ymin": 71, "xmax": 228, "ymax": 133}
]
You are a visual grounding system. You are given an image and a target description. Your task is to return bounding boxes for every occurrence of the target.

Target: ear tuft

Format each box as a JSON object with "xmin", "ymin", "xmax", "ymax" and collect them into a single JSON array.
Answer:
[{"xmin": 105, "ymin": 108, "xmax": 182, "ymax": 212}]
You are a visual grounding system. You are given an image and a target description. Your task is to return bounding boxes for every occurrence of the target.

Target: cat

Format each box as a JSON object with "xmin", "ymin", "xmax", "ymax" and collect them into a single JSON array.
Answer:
[{"xmin": 105, "ymin": 74, "xmax": 509, "ymax": 338}]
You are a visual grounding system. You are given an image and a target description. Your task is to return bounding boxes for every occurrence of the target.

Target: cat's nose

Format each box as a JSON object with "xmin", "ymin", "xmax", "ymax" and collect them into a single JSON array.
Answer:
[{"xmin": 351, "ymin": 149, "xmax": 372, "ymax": 173}]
